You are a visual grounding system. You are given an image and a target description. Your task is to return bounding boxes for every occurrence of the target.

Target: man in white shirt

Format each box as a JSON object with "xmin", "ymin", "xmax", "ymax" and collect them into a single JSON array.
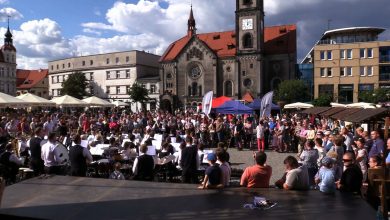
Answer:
[
  {"xmin": 41, "ymin": 132, "xmax": 62, "ymax": 175},
  {"xmin": 43, "ymin": 116, "xmax": 54, "ymax": 136}
]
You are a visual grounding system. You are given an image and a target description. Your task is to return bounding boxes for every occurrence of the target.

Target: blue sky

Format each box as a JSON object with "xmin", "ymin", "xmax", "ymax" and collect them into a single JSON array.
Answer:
[{"xmin": 0, "ymin": 0, "xmax": 389, "ymax": 69}]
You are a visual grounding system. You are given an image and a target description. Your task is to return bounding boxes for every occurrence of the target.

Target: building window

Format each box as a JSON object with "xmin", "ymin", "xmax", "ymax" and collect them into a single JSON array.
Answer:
[
  {"xmin": 347, "ymin": 49, "xmax": 353, "ymax": 59},
  {"xmin": 347, "ymin": 67, "xmax": 353, "ymax": 76},
  {"xmin": 360, "ymin": 66, "xmax": 366, "ymax": 76},
  {"xmin": 116, "ymin": 71, "xmax": 120, "ymax": 78},
  {"xmin": 62, "ymin": 63, "xmax": 65, "ymax": 69},
  {"xmin": 90, "ymin": 60, "xmax": 93, "ymax": 65},
  {"xmin": 243, "ymin": 33, "xmax": 253, "ymax": 48},
  {"xmin": 51, "ymin": 89, "xmax": 55, "ymax": 96},
  {"xmin": 243, "ymin": 0, "xmax": 252, "ymax": 5},
  {"xmin": 318, "ymin": 84, "xmax": 334, "ymax": 99},
  {"xmin": 367, "ymin": 48, "xmax": 373, "ymax": 58},
  {"xmin": 116, "ymin": 57, "xmax": 119, "ymax": 64},
  {"xmin": 166, "ymin": 73, "xmax": 173, "ymax": 79},
  {"xmin": 68, "ymin": 63, "xmax": 71, "ymax": 68},
  {"xmin": 250, "ymin": 63, "xmax": 254, "ymax": 69},
  {"xmin": 338, "ymin": 84, "xmax": 354, "ymax": 103},
  {"xmin": 116, "ymin": 86, "xmax": 121, "ymax": 94},
  {"xmin": 150, "ymin": 85, "xmax": 156, "ymax": 94},
  {"xmin": 320, "ymin": 68, "xmax": 325, "ymax": 77},
  {"xmin": 126, "ymin": 86, "xmax": 130, "ymax": 93},
  {"xmin": 82, "ymin": 61, "xmax": 86, "ymax": 66},
  {"xmin": 56, "ymin": 76, "xmax": 59, "ymax": 82},
  {"xmin": 360, "ymin": 48, "xmax": 365, "ymax": 58},
  {"xmin": 340, "ymin": 67, "xmax": 346, "ymax": 77},
  {"xmin": 327, "ymin": 51, "xmax": 332, "ymax": 60},
  {"xmin": 242, "ymin": 71, "xmax": 247, "ymax": 76},
  {"xmin": 224, "ymin": 81, "xmax": 233, "ymax": 97},
  {"xmin": 106, "ymin": 58, "xmax": 110, "ymax": 64},
  {"xmin": 243, "ymin": 78, "xmax": 252, "ymax": 87},
  {"xmin": 126, "ymin": 70, "xmax": 130, "ymax": 78},
  {"xmin": 90, "ymin": 86, "xmax": 94, "ymax": 95},
  {"xmin": 51, "ymin": 76, "xmax": 55, "ymax": 84},
  {"xmin": 106, "ymin": 71, "xmax": 111, "ymax": 79},
  {"xmin": 126, "ymin": 56, "xmax": 130, "ymax": 63},
  {"xmin": 327, "ymin": 68, "xmax": 332, "ymax": 77},
  {"xmin": 56, "ymin": 64, "xmax": 59, "ymax": 70},
  {"xmin": 320, "ymin": 51, "xmax": 325, "ymax": 60},
  {"xmin": 106, "ymin": 86, "xmax": 110, "ymax": 94},
  {"xmin": 90, "ymin": 72, "xmax": 94, "ymax": 80},
  {"xmin": 367, "ymin": 66, "xmax": 373, "ymax": 76},
  {"xmin": 166, "ymin": 83, "xmax": 173, "ymax": 88},
  {"xmin": 51, "ymin": 65, "xmax": 54, "ymax": 70},
  {"xmin": 340, "ymin": 50, "xmax": 345, "ymax": 59}
]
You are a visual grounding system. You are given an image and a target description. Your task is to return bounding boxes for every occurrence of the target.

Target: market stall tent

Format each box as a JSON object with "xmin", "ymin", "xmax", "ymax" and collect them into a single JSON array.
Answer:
[
  {"xmin": 51, "ymin": 95, "xmax": 87, "ymax": 107},
  {"xmin": 0, "ymin": 92, "xmax": 31, "ymax": 108},
  {"xmin": 16, "ymin": 93, "xmax": 55, "ymax": 107},
  {"xmin": 83, "ymin": 96, "xmax": 115, "ymax": 107},
  {"xmin": 215, "ymin": 100, "xmax": 254, "ymax": 115}
]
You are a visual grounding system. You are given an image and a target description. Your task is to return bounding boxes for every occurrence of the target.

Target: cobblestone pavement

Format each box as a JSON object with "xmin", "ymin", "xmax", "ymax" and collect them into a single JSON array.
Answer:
[{"xmin": 224, "ymin": 148, "xmax": 295, "ymax": 185}]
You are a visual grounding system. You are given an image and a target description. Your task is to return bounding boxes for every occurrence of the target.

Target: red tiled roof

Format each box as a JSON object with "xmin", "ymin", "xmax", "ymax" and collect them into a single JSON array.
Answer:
[
  {"xmin": 16, "ymin": 69, "xmax": 48, "ymax": 89},
  {"xmin": 242, "ymin": 92, "xmax": 254, "ymax": 103},
  {"xmin": 160, "ymin": 24, "xmax": 296, "ymax": 62}
]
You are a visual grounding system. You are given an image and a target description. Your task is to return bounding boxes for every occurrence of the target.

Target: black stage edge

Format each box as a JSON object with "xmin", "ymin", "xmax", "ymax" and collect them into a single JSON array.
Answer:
[{"xmin": 0, "ymin": 176, "xmax": 376, "ymax": 220}]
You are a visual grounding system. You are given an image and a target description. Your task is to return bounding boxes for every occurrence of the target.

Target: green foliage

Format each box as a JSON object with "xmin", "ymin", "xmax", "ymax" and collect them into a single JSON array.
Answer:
[
  {"xmin": 312, "ymin": 94, "xmax": 332, "ymax": 107},
  {"xmin": 275, "ymin": 80, "xmax": 309, "ymax": 103},
  {"xmin": 359, "ymin": 88, "xmax": 390, "ymax": 103},
  {"xmin": 128, "ymin": 83, "xmax": 150, "ymax": 107},
  {"xmin": 60, "ymin": 72, "xmax": 89, "ymax": 99}
]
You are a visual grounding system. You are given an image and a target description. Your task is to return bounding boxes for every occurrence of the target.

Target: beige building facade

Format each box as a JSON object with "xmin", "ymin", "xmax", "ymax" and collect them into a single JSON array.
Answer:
[
  {"xmin": 48, "ymin": 51, "xmax": 160, "ymax": 111},
  {"xmin": 311, "ymin": 27, "xmax": 390, "ymax": 103}
]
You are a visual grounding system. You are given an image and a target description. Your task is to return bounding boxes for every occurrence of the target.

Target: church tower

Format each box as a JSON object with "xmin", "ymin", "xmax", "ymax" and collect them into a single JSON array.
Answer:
[
  {"xmin": 187, "ymin": 5, "xmax": 196, "ymax": 37},
  {"xmin": 0, "ymin": 17, "xmax": 17, "ymax": 95},
  {"xmin": 235, "ymin": 0, "xmax": 265, "ymax": 97}
]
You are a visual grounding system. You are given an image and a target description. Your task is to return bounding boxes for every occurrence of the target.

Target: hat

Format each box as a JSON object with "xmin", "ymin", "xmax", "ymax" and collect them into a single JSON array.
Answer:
[
  {"xmin": 322, "ymin": 156, "xmax": 335, "ymax": 166},
  {"xmin": 207, "ymin": 152, "xmax": 217, "ymax": 161}
]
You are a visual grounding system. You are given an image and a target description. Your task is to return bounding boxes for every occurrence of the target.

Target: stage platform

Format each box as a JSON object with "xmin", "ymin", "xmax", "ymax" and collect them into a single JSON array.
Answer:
[{"xmin": 0, "ymin": 176, "xmax": 376, "ymax": 220}]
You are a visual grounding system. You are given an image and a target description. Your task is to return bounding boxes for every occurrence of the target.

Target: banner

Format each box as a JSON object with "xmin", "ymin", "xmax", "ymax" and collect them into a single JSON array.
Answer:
[
  {"xmin": 260, "ymin": 91, "xmax": 274, "ymax": 118},
  {"xmin": 202, "ymin": 91, "xmax": 213, "ymax": 116}
]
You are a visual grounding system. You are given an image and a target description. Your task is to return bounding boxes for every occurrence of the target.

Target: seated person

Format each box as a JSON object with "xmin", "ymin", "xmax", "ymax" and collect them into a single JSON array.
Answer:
[
  {"xmin": 240, "ymin": 151, "xmax": 272, "ymax": 188},
  {"xmin": 132, "ymin": 144, "xmax": 155, "ymax": 181},
  {"xmin": 315, "ymin": 157, "xmax": 336, "ymax": 194},
  {"xmin": 283, "ymin": 156, "xmax": 310, "ymax": 190},
  {"xmin": 0, "ymin": 143, "xmax": 23, "ymax": 183},
  {"xmin": 216, "ymin": 148, "xmax": 231, "ymax": 187},
  {"xmin": 336, "ymin": 152, "xmax": 363, "ymax": 194},
  {"xmin": 198, "ymin": 153, "xmax": 223, "ymax": 189},
  {"xmin": 109, "ymin": 162, "xmax": 125, "ymax": 180}
]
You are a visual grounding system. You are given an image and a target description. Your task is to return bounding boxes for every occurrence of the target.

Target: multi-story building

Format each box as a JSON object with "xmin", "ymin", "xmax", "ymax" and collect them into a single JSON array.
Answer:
[
  {"xmin": 303, "ymin": 27, "xmax": 390, "ymax": 103},
  {"xmin": 0, "ymin": 23, "xmax": 17, "ymax": 95},
  {"xmin": 48, "ymin": 51, "xmax": 160, "ymax": 111},
  {"xmin": 16, "ymin": 69, "xmax": 49, "ymax": 99},
  {"xmin": 159, "ymin": 0, "xmax": 297, "ymax": 111}
]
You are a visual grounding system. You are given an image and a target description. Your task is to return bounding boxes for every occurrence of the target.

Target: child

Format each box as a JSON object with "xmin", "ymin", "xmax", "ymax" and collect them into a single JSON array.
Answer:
[
  {"xmin": 109, "ymin": 162, "xmax": 125, "ymax": 180},
  {"xmin": 315, "ymin": 157, "xmax": 336, "ymax": 194},
  {"xmin": 198, "ymin": 153, "xmax": 223, "ymax": 189}
]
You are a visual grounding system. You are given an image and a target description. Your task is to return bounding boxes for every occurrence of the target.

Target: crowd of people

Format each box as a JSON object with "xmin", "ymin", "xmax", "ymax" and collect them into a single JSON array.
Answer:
[{"xmin": 0, "ymin": 107, "xmax": 389, "ymax": 209}]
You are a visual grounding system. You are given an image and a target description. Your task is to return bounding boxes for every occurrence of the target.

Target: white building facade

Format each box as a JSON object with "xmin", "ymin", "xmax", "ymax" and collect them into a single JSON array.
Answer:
[{"xmin": 48, "ymin": 50, "xmax": 160, "ymax": 111}]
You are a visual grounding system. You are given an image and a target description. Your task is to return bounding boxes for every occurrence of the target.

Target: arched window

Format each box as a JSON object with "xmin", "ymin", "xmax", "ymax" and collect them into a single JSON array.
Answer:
[
  {"xmin": 192, "ymin": 82, "xmax": 198, "ymax": 96},
  {"xmin": 243, "ymin": 0, "xmax": 252, "ymax": 5},
  {"xmin": 243, "ymin": 33, "xmax": 253, "ymax": 48},
  {"xmin": 224, "ymin": 81, "xmax": 233, "ymax": 97}
]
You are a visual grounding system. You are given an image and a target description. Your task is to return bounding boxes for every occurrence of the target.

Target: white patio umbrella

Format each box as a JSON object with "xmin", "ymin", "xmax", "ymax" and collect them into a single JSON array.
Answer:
[
  {"xmin": 284, "ymin": 102, "xmax": 314, "ymax": 109},
  {"xmin": 17, "ymin": 93, "xmax": 56, "ymax": 107},
  {"xmin": 0, "ymin": 92, "xmax": 31, "ymax": 108},
  {"xmin": 346, "ymin": 102, "xmax": 376, "ymax": 109},
  {"xmin": 82, "ymin": 96, "xmax": 115, "ymax": 107},
  {"xmin": 331, "ymin": 102, "xmax": 347, "ymax": 108},
  {"xmin": 51, "ymin": 95, "xmax": 87, "ymax": 107},
  {"xmin": 111, "ymin": 100, "xmax": 129, "ymax": 107}
]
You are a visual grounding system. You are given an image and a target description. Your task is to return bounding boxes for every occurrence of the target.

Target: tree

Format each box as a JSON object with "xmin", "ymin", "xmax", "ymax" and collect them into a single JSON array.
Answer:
[
  {"xmin": 128, "ymin": 83, "xmax": 149, "ymax": 111},
  {"xmin": 275, "ymin": 80, "xmax": 309, "ymax": 103},
  {"xmin": 60, "ymin": 72, "xmax": 89, "ymax": 99},
  {"xmin": 312, "ymin": 94, "xmax": 332, "ymax": 107},
  {"xmin": 359, "ymin": 88, "xmax": 390, "ymax": 103}
]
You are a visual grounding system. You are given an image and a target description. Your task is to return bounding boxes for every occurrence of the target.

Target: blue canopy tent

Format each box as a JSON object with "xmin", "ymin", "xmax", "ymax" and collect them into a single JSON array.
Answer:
[
  {"xmin": 247, "ymin": 98, "xmax": 280, "ymax": 110},
  {"xmin": 215, "ymin": 100, "xmax": 254, "ymax": 115}
]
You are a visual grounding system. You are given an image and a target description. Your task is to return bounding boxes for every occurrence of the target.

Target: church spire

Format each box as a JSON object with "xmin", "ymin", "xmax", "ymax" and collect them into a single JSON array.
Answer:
[
  {"xmin": 187, "ymin": 4, "xmax": 196, "ymax": 37},
  {"xmin": 5, "ymin": 16, "xmax": 13, "ymax": 46}
]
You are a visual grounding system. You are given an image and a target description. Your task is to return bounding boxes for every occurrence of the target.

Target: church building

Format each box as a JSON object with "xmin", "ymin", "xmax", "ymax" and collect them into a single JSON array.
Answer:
[
  {"xmin": 0, "ymin": 20, "xmax": 17, "ymax": 96},
  {"xmin": 159, "ymin": 0, "xmax": 296, "ymax": 110}
]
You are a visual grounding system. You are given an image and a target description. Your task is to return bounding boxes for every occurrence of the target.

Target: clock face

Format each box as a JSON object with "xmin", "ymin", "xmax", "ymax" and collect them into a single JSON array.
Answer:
[{"xmin": 242, "ymin": 18, "xmax": 253, "ymax": 30}]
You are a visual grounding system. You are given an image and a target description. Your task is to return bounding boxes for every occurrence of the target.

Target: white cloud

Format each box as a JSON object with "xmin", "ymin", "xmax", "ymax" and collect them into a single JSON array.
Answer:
[
  {"xmin": 82, "ymin": 28, "xmax": 102, "ymax": 36},
  {"xmin": 0, "ymin": 0, "xmax": 9, "ymax": 5},
  {"xmin": 0, "ymin": 7, "xmax": 23, "ymax": 22}
]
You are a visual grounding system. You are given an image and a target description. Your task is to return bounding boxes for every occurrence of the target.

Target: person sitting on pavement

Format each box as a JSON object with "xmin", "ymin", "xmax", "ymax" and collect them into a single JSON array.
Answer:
[
  {"xmin": 216, "ymin": 147, "xmax": 231, "ymax": 187},
  {"xmin": 240, "ymin": 151, "xmax": 272, "ymax": 188},
  {"xmin": 283, "ymin": 156, "xmax": 309, "ymax": 190},
  {"xmin": 198, "ymin": 152, "xmax": 223, "ymax": 189}
]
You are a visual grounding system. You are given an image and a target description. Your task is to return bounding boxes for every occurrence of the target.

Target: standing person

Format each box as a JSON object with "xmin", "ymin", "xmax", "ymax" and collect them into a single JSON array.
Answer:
[
  {"xmin": 256, "ymin": 120, "xmax": 265, "ymax": 152},
  {"xmin": 0, "ymin": 143, "xmax": 23, "ymax": 183},
  {"xmin": 28, "ymin": 127, "xmax": 45, "ymax": 176},
  {"xmin": 243, "ymin": 119, "xmax": 253, "ymax": 149},
  {"xmin": 180, "ymin": 136, "xmax": 199, "ymax": 183},
  {"xmin": 299, "ymin": 140, "xmax": 319, "ymax": 187},
  {"xmin": 283, "ymin": 156, "xmax": 310, "ymax": 191},
  {"xmin": 69, "ymin": 134, "xmax": 93, "ymax": 177},
  {"xmin": 341, "ymin": 127, "xmax": 354, "ymax": 152},
  {"xmin": 215, "ymin": 118, "xmax": 224, "ymax": 143},
  {"xmin": 369, "ymin": 131, "xmax": 384, "ymax": 159},
  {"xmin": 240, "ymin": 151, "xmax": 272, "ymax": 188},
  {"xmin": 355, "ymin": 138, "xmax": 368, "ymax": 182},
  {"xmin": 198, "ymin": 153, "xmax": 223, "ymax": 189},
  {"xmin": 314, "ymin": 138, "xmax": 326, "ymax": 167},
  {"xmin": 336, "ymin": 152, "xmax": 363, "ymax": 194},
  {"xmin": 41, "ymin": 132, "xmax": 62, "ymax": 175}
]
